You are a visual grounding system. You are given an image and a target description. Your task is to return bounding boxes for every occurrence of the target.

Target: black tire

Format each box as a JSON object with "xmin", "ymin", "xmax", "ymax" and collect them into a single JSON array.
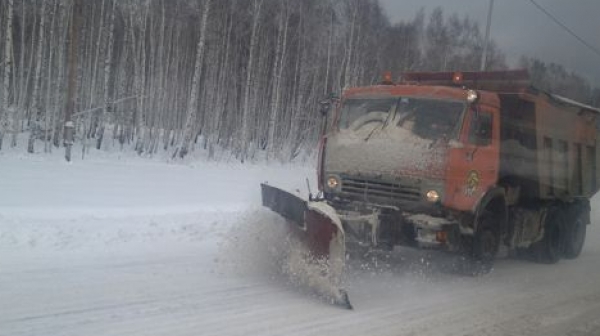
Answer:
[
  {"xmin": 472, "ymin": 215, "xmax": 501, "ymax": 264},
  {"xmin": 531, "ymin": 208, "xmax": 562, "ymax": 264},
  {"xmin": 459, "ymin": 212, "xmax": 500, "ymax": 276},
  {"xmin": 563, "ymin": 215, "xmax": 587, "ymax": 259}
]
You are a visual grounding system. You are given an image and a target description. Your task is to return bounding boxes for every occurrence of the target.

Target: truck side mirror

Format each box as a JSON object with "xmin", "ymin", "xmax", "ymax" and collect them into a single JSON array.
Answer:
[
  {"xmin": 319, "ymin": 100, "xmax": 331, "ymax": 116},
  {"xmin": 319, "ymin": 93, "xmax": 339, "ymax": 116}
]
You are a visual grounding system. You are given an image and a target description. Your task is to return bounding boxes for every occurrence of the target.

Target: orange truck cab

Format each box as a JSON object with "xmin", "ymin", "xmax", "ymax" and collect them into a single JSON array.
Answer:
[{"xmin": 318, "ymin": 70, "xmax": 599, "ymax": 263}]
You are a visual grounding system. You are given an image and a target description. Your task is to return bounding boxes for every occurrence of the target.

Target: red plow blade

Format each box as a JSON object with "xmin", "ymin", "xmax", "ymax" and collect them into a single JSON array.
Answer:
[{"xmin": 260, "ymin": 183, "xmax": 351, "ymax": 309}]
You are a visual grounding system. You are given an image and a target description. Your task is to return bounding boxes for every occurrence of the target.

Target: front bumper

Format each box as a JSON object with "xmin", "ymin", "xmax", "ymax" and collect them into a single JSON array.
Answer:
[
  {"xmin": 335, "ymin": 203, "xmax": 461, "ymax": 252},
  {"xmin": 407, "ymin": 213, "xmax": 461, "ymax": 251}
]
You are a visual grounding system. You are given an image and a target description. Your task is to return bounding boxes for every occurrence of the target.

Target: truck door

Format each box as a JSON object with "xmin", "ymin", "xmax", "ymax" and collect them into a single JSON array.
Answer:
[{"xmin": 444, "ymin": 105, "xmax": 500, "ymax": 212}]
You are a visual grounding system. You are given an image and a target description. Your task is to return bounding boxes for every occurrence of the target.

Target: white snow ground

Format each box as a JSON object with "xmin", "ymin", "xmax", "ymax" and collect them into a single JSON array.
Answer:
[{"xmin": 1, "ymin": 154, "xmax": 600, "ymax": 336}]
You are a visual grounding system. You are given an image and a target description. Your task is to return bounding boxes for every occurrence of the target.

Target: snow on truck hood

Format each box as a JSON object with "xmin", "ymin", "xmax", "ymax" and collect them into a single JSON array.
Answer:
[{"xmin": 324, "ymin": 126, "xmax": 447, "ymax": 179}]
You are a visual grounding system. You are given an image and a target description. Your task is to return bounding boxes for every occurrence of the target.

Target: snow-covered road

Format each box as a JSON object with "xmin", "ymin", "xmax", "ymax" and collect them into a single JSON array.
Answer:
[{"xmin": 2, "ymin": 156, "xmax": 600, "ymax": 336}]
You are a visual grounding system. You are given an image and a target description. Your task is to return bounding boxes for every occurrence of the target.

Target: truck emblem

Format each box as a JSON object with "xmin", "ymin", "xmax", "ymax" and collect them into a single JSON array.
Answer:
[{"xmin": 465, "ymin": 170, "xmax": 480, "ymax": 197}]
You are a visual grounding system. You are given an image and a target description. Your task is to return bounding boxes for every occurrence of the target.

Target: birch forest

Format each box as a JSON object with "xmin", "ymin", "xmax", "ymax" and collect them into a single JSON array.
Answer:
[{"xmin": 0, "ymin": 0, "xmax": 598, "ymax": 161}]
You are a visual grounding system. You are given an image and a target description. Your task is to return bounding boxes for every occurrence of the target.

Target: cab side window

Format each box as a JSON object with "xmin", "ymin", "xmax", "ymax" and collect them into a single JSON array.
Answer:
[{"xmin": 469, "ymin": 111, "xmax": 492, "ymax": 146}]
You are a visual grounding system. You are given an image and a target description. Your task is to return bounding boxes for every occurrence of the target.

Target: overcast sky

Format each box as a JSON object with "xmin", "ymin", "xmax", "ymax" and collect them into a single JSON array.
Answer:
[{"xmin": 379, "ymin": 0, "xmax": 600, "ymax": 86}]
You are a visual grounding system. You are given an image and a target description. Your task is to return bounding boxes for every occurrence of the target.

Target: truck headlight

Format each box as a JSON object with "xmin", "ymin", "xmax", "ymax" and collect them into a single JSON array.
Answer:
[
  {"xmin": 426, "ymin": 190, "xmax": 440, "ymax": 203},
  {"xmin": 327, "ymin": 176, "xmax": 340, "ymax": 189}
]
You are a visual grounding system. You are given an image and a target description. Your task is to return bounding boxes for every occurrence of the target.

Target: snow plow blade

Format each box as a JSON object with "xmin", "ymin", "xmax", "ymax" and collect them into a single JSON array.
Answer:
[{"xmin": 260, "ymin": 183, "xmax": 351, "ymax": 309}]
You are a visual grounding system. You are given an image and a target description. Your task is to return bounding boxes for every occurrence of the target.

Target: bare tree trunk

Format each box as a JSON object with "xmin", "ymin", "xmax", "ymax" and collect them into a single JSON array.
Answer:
[
  {"xmin": 343, "ymin": 1, "xmax": 358, "ymax": 89},
  {"xmin": 64, "ymin": 0, "xmax": 81, "ymax": 162},
  {"xmin": 154, "ymin": 0, "xmax": 168, "ymax": 154},
  {"xmin": 15, "ymin": 0, "xmax": 27, "ymax": 147},
  {"xmin": 86, "ymin": 0, "xmax": 106, "ymax": 140},
  {"xmin": 177, "ymin": 0, "xmax": 211, "ymax": 159},
  {"xmin": 44, "ymin": 0, "xmax": 58, "ymax": 153},
  {"xmin": 96, "ymin": 0, "xmax": 115, "ymax": 150},
  {"xmin": 266, "ymin": 0, "xmax": 289, "ymax": 161},
  {"xmin": 115, "ymin": 11, "xmax": 131, "ymax": 147},
  {"xmin": 145, "ymin": 10, "xmax": 157, "ymax": 153},
  {"xmin": 324, "ymin": 7, "xmax": 334, "ymax": 95},
  {"xmin": 28, "ymin": 0, "xmax": 49, "ymax": 153},
  {"xmin": 164, "ymin": 15, "xmax": 180, "ymax": 151},
  {"xmin": 208, "ymin": 0, "xmax": 236, "ymax": 158},
  {"xmin": 21, "ymin": 3, "xmax": 38, "ymax": 131},
  {"xmin": 1, "ymin": 0, "xmax": 14, "ymax": 150},
  {"xmin": 52, "ymin": 0, "xmax": 70, "ymax": 148},
  {"xmin": 240, "ymin": 0, "xmax": 264, "ymax": 162},
  {"xmin": 133, "ymin": 6, "xmax": 149, "ymax": 154}
]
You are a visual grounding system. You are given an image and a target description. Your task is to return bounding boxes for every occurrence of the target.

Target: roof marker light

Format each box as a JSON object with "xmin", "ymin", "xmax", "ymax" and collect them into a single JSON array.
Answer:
[
  {"xmin": 452, "ymin": 72, "xmax": 464, "ymax": 84},
  {"xmin": 382, "ymin": 71, "xmax": 394, "ymax": 85}
]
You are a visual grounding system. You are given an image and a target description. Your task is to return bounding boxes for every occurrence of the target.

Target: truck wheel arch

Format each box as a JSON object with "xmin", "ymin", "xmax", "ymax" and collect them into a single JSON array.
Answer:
[{"xmin": 473, "ymin": 187, "xmax": 507, "ymax": 234}]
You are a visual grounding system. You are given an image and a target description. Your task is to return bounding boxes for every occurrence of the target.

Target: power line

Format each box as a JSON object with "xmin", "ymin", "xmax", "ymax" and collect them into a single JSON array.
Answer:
[{"xmin": 528, "ymin": 0, "xmax": 600, "ymax": 59}]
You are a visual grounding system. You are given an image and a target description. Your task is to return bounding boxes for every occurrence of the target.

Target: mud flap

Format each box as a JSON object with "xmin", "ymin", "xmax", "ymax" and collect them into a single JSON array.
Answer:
[{"xmin": 260, "ymin": 183, "xmax": 351, "ymax": 309}]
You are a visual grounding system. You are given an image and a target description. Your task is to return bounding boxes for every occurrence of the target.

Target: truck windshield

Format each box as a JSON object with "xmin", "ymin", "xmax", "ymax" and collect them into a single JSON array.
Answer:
[
  {"xmin": 338, "ymin": 96, "xmax": 464, "ymax": 141},
  {"xmin": 396, "ymin": 97, "xmax": 465, "ymax": 140},
  {"xmin": 337, "ymin": 98, "xmax": 397, "ymax": 131}
]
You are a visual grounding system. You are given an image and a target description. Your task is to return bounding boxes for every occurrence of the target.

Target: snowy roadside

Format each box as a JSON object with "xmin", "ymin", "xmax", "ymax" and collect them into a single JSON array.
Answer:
[
  {"xmin": 2, "ymin": 154, "xmax": 600, "ymax": 336},
  {"xmin": 0, "ymin": 153, "xmax": 315, "ymax": 215},
  {"xmin": 0, "ymin": 154, "xmax": 313, "ymax": 267},
  {"xmin": 0, "ymin": 155, "xmax": 315, "ymax": 336}
]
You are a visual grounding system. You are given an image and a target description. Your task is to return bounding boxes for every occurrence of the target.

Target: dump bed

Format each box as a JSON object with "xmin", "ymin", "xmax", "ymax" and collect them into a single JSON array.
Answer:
[{"xmin": 498, "ymin": 91, "xmax": 600, "ymax": 201}]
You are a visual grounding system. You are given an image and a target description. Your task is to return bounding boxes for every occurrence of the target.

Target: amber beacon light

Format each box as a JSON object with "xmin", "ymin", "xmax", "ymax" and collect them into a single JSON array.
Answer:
[
  {"xmin": 381, "ymin": 71, "xmax": 394, "ymax": 85},
  {"xmin": 452, "ymin": 72, "xmax": 464, "ymax": 84}
]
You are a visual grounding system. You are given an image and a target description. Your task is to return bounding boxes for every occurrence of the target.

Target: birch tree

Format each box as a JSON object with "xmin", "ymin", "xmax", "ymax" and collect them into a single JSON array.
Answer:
[
  {"xmin": 64, "ymin": 0, "xmax": 81, "ymax": 162},
  {"xmin": 130, "ymin": 2, "xmax": 150, "ymax": 154},
  {"xmin": 240, "ymin": 0, "xmax": 264, "ymax": 162},
  {"xmin": 207, "ymin": 0, "xmax": 235, "ymax": 158},
  {"xmin": 52, "ymin": 0, "xmax": 70, "ymax": 148},
  {"xmin": 43, "ymin": 0, "xmax": 58, "ymax": 152},
  {"xmin": 343, "ymin": 0, "xmax": 358, "ymax": 89},
  {"xmin": 0, "ymin": 0, "xmax": 14, "ymax": 150},
  {"xmin": 96, "ymin": 0, "xmax": 116, "ymax": 149},
  {"xmin": 177, "ymin": 0, "xmax": 211, "ymax": 159},
  {"xmin": 266, "ymin": 0, "xmax": 289, "ymax": 160},
  {"xmin": 28, "ymin": 0, "xmax": 48, "ymax": 153}
]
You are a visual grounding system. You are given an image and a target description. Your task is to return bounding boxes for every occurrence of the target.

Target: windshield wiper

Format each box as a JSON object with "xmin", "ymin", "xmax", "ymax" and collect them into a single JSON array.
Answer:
[{"xmin": 363, "ymin": 116, "xmax": 388, "ymax": 142}]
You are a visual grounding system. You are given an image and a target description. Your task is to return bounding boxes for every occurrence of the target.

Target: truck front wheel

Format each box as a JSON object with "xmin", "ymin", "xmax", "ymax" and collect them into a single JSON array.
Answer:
[{"xmin": 472, "ymin": 213, "xmax": 501, "ymax": 263}]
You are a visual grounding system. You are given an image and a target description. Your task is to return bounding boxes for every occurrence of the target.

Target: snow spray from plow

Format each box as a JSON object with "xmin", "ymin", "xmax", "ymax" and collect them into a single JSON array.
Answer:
[{"xmin": 260, "ymin": 183, "xmax": 352, "ymax": 309}]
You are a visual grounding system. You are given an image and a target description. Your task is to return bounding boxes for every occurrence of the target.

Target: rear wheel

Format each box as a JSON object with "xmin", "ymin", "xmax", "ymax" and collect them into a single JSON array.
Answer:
[
  {"xmin": 563, "ymin": 215, "xmax": 587, "ymax": 259},
  {"xmin": 531, "ymin": 208, "xmax": 562, "ymax": 264}
]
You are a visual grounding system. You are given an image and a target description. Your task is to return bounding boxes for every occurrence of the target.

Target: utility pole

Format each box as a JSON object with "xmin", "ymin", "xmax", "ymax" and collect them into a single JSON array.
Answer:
[
  {"xmin": 481, "ymin": 0, "xmax": 495, "ymax": 71},
  {"xmin": 65, "ymin": 0, "xmax": 81, "ymax": 161}
]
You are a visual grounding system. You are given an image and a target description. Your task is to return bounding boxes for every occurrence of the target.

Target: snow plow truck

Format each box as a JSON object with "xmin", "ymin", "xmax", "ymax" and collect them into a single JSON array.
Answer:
[{"xmin": 261, "ymin": 70, "xmax": 600, "ymax": 307}]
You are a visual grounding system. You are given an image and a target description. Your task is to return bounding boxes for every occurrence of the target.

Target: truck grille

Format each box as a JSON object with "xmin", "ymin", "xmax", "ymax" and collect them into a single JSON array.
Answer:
[{"xmin": 340, "ymin": 176, "xmax": 422, "ymax": 203}]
